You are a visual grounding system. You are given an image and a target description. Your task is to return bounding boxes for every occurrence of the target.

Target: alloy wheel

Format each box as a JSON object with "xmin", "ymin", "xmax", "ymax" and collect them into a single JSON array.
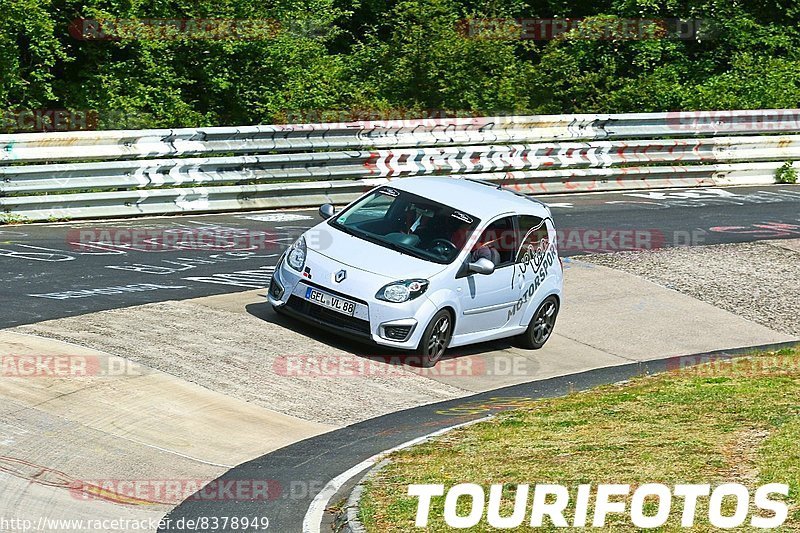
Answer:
[
  {"xmin": 531, "ymin": 300, "xmax": 557, "ymax": 344},
  {"xmin": 426, "ymin": 315, "xmax": 450, "ymax": 358}
]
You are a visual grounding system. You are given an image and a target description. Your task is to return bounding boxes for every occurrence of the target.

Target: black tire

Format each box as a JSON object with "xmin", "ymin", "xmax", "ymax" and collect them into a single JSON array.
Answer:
[
  {"xmin": 271, "ymin": 304, "xmax": 285, "ymax": 315},
  {"xmin": 516, "ymin": 296, "xmax": 559, "ymax": 350},
  {"xmin": 412, "ymin": 309, "xmax": 453, "ymax": 368}
]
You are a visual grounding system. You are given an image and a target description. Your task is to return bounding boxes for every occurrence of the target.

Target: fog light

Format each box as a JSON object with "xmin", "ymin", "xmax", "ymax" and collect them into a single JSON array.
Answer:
[
  {"xmin": 384, "ymin": 325, "xmax": 412, "ymax": 340},
  {"xmin": 269, "ymin": 275, "xmax": 284, "ymax": 299}
]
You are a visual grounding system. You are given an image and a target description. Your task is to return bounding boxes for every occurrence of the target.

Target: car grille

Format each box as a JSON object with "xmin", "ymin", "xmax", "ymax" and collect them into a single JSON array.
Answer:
[
  {"xmin": 383, "ymin": 325, "xmax": 412, "ymax": 341},
  {"xmin": 285, "ymin": 295, "xmax": 371, "ymax": 336}
]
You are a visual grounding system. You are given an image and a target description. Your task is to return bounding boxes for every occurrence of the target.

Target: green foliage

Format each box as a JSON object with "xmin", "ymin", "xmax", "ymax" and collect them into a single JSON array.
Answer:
[
  {"xmin": 0, "ymin": 213, "xmax": 30, "ymax": 224},
  {"xmin": 0, "ymin": 0, "xmax": 67, "ymax": 107},
  {"xmin": 776, "ymin": 161, "xmax": 798, "ymax": 184},
  {"xmin": 0, "ymin": 0, "xmax": 799, "ymax": 128}
]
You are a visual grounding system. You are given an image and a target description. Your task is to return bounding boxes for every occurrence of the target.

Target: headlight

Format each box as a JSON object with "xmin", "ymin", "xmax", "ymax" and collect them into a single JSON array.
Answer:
[
  {"xmin": 376, "ymin": 279, "xmax": 429, "ymax": 303},
  {"xmin": 286, "ymin": 236, "xmax": 307, "ymax": 272}
]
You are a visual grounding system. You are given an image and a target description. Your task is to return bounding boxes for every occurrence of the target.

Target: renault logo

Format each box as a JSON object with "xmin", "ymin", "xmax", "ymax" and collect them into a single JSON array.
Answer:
[{"xmin": 335, "ymin": 269, "xmax": 347, "ymax": 283}]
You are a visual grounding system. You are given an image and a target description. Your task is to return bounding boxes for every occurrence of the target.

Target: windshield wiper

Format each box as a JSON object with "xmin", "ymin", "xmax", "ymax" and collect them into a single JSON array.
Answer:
[
  {"xmin": 331, "ymin": 222, "xmax": 363, "ymax": 239},
  {"xmin": 331, "ymin": 223, "xmax": 430, "ymax": 260},
  {"xmin": 381, "ymin": 239, "xmax": 417, "ymax": 257},
  {"xmin": 332, "ymin": 223, "xmax": 398, "ymax": 250},
  {"xmin": 380, "ymin": 239, "xmax": 434, "ymax": 261}
]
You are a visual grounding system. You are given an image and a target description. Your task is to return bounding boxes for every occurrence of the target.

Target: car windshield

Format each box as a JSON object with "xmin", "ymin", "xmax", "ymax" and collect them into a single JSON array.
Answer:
[{"xmin": 328, "ymin": 186, "xmax": 481, "ymax": 264}]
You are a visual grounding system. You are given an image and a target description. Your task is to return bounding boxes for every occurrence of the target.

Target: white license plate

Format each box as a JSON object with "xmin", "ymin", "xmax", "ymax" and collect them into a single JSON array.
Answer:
[{"xmin": 305, "ymin": 287, "xmax": 357, "ymax": 316}]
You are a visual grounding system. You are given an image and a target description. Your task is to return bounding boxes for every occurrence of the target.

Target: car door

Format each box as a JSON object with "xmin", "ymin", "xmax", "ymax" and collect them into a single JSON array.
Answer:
[
  {"xmin": 508, "ymin": 213, "xmax": 556, "ymax": 325},
  {"xmin": 455, "ymin": 215, "xmax": 519, "ymax": 334}
]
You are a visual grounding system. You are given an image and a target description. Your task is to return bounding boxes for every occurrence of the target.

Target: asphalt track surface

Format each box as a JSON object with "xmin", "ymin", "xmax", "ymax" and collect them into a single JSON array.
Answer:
[{"xmin": 1, "ymin": 185, "xmax": 799, "ymax": 329}]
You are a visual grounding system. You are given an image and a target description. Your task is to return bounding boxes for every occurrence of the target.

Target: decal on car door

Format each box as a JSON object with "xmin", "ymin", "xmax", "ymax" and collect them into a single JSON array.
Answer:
[{"xmin": 507, "ymin": 218, "xmax": 557, "ymax": 321}]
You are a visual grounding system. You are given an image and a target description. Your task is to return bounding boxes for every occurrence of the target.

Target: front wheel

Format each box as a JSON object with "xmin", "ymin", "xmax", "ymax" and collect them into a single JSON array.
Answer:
[
  {"xmin": 412, "ymin": 310, "xmax": 453, "ymax": 368},
  {"xmin": 516, "ymin": 296, "xmax": 559, "ymax": 349}
]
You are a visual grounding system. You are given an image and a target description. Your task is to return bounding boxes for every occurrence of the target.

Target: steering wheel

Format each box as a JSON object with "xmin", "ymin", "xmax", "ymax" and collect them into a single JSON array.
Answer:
[{"xmin": 429, "ymin": 238, "xmax": 458, "ymax": 258}]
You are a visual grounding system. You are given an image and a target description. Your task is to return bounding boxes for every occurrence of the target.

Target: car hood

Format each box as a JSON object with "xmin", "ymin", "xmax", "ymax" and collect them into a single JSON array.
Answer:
[{"xmin": 307, "ymin": 223, "xmax": 450, "ymax": 280}]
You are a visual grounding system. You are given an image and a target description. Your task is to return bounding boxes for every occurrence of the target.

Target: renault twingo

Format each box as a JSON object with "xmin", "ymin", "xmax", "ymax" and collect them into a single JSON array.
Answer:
[{"xmin": 268, "ymin": 177, "xmax": 563, "ymax": 367}]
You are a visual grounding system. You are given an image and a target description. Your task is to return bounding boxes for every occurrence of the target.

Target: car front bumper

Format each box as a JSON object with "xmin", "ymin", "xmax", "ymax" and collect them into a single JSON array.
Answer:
[{"xmin": 268, "ymin": 258, "xmax": 438, "ymax": 351}]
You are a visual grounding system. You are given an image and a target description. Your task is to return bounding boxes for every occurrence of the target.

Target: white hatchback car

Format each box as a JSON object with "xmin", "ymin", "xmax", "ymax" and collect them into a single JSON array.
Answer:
[{"xmin": 268, "ymin": 177, "xmax": 563, "ymax": 367}]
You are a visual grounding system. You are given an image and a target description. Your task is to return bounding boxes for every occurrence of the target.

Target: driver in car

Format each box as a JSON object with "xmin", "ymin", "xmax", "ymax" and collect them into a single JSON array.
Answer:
[
  {"xmin": 472, "ymin": 244, "xmax": 494, "ymax": 262},
  {"xmin": 401, "ymin": 205, "xmax": 435, "ymax": 236},
  {"xmin": 392, "ymin": 203, "xmax": 475, "ymax": 263},
  {"xmin": 471, "ymin": 235, "xmax": 501, "ymax": 265}
]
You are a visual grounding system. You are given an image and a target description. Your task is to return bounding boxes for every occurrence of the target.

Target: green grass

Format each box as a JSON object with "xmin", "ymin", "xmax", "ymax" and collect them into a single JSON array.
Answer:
[{"xmin": 359, "ymin": 347, "xmax": 800, "ymax": 531}]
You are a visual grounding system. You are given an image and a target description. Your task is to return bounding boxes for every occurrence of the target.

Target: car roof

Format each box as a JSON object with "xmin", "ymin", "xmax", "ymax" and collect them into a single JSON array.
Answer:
[{"xmin": 385, "ymin": 176, "xmax": 550, "ymax": 221}]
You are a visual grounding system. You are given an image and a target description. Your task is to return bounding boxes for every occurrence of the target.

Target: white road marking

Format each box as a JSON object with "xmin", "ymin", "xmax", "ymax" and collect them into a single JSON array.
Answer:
[
  {"xmin": 302, "ymin": 416, "xmax": 490, "ymax": 533},
  {"xmin": 236, "ymin": 213, "xmax": 314, "ymax": 222}
]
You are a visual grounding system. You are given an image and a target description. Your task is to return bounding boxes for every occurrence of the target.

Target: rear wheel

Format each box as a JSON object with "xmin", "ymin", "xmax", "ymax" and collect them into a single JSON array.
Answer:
[
  {"xmin": 517, "ymin": 296, "xmax": 559, "ymax": 349},
  {"xmin": 412, "ymin": 309, "xmax": 453, "ymax": 368}
]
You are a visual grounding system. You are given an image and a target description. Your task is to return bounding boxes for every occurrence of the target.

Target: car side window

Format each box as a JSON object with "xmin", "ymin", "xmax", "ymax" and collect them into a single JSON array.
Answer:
[
  {"xmin": 516, "ymin": 215, "xmax": 548, "ymax": 261},
  {"xmin": 471, "ymin": 216, "xmax": 516, "ymax": 267}
]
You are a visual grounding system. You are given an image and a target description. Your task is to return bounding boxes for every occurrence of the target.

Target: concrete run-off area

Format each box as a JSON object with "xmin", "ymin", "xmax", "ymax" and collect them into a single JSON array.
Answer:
[
  {"xmin": 14, "ymin": 259, "xmax": 794, "ymax": 427},
  {"xmin": 0, "ymin": 331, "xmax": 332, "ymax": 530},
  {"xmin": 583, "ymin": 239, "xmax": 800, "ymax": 337}
]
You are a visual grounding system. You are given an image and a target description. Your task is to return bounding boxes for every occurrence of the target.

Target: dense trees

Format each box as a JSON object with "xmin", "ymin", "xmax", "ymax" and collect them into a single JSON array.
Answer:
[{"xmin": 1, "ymin": 0, "xmax": 798, "ymax": 129}]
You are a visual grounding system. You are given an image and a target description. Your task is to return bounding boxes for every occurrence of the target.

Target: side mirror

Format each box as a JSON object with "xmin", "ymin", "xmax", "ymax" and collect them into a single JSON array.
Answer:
[
  {"xmin": 468, "ymin": 257, "xmax": 495, "ymax": 275},
  {"xmin": 319, "ymin": 203, "xmax": 335, "ymax": 220}
]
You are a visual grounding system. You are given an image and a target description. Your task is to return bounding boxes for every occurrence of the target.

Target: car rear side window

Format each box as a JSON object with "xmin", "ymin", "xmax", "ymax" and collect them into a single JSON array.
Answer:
[{"xmin": 516, "ymin": 215, "xmax": 549, "ymax": 262}]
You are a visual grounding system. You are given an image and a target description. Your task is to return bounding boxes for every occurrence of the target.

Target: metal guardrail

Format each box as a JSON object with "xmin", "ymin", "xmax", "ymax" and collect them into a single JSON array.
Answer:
[{"xmin": 1, "ymin": 109, "xmax": 799, "ymax": 221}]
